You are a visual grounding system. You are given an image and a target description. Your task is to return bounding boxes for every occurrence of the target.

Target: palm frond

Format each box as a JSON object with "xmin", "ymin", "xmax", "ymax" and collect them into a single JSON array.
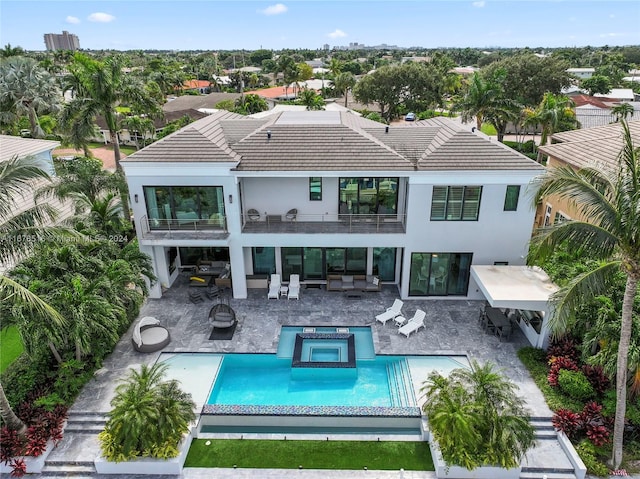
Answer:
[
  {"xmin": 0, "ymin": 274, "xmax": 66, "ymax": 327},
  {"xmin": 547, "ymin": 261, "xmax": 622, "ymax": 336}
]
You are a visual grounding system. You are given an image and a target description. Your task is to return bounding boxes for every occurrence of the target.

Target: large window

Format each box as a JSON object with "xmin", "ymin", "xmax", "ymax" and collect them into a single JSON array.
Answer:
[
  {"xmin": 252, "ymin": 247, "xmax": 275, "ymax": 275},
  {"xmin": 431, "ymin": 186, "xmax": 482, "ymax": 221},
  {"xmin": 373, "ymin": 247, "xmax": 396, "ymax": 281},
  {"xmin": 309, "ymin": 177, "xmax": 322, "ymax": 201},
  {"xmin": 281, "ymin": 247, "xmax": 303, "ymax": 281},
  {"xmin": 409, "ymin": 252, "xmax": 472, "ymax": 296},
  {"xmin": 144, "ymin": 186, "xmax": 225, "ymax": 228},
  {"xmin": 178, "ymin": 247, "xmax": 229, "ymax": 266},
  {"xmin": 504, "ymin": 185, "xmax": 520, "ymax": 211},
  {"xmin": 339, "ymin": 178, "xmax": 398, "ymax": 215},
  {"xmin": 325, "ymin": 247, "xmax": 367, "ymax": 275}
]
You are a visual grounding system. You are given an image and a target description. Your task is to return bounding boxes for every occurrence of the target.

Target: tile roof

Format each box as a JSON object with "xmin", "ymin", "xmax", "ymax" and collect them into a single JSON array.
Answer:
[
  {"xmin": 0, "ymin": 135, "xmax": 60, "ymax": 162},
  {"xmin": 162, "ymin": 93, "xmax": 242, "ymax": 112},
  {"xmin": 539, "ymin": 120, "xmax": 640, "ymax": 170},
  {"xmin": 123, "ymin": 110, "xmax": 544, "ymax": 173},
  {"xmin": 123, "ymin": 110, "xmax": 249, "ymax": 163}
]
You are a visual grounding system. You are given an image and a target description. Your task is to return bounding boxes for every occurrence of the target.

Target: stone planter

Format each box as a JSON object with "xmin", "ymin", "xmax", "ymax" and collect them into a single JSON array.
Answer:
[
  {"xmin": 0, "ymin": 440, "xmax": 55, "ymax": 474},
  {"xmin": 94, "ymin": 432, "xmax": 192, "ymax": 475},
  {"xmin": 430, "ymin": 439, "xmax": 521, "ymax": 479}
]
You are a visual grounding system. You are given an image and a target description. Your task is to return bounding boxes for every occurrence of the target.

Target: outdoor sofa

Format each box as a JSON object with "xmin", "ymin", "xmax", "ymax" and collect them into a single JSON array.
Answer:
[
  {"xmin": 326, "ymin": 274, "xmax": 381, "ymax": 292},
  {"xmin": 195, "ymin": 260, "xmax": 229, "ymax": 277}
]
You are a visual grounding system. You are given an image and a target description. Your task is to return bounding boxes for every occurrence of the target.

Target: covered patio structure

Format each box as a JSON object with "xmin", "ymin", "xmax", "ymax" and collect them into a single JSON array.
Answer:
[{"xmin": 470, "ymin": 265, "xmax": 559, "ymax": 349}]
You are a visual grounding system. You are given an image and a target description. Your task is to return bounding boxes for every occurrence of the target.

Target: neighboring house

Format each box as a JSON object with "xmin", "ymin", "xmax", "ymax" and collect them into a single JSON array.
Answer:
[
  {"xmin": 179, "ymin": 80, "xmax": 211, "ymax": 95},
  {"xmin": 94, "ymin": 110, "xmax": 209, "ymax": 146},
  {"xmin": 535, "ymin": 120, "xmax": 640, "ymax": 227},
  {"xmin": 245, "ymin": 86, "xmax": 298, "ymax": 100},
  {"xmin": 122, "ymin": 111, "xmax": 544, "ymax": 340},
  {"xmin": 594, "ymin": 88, "xmax": 636, "ymax": 102},
  {"xmin": 163, "ymin": 93, "xmax": 241, "ymax": 113},
  {"xmin": 0, "ymin": 135, "xmax": 74, "ymax": 272},
  {"xmin": 567, "ymin": 67, "xmax": 595, "ymax": 79}
]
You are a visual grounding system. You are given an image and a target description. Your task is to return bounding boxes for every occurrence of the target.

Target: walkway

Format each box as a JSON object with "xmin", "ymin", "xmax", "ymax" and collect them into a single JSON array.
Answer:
[{"xmin": 38, "ymin": 276, "xmax": 587, "ymax": 478}]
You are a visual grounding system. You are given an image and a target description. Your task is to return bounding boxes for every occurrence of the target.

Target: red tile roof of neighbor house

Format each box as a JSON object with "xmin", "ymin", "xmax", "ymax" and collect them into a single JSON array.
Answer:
[
  {"xmin": 181, "ymin": 80, "xmax": 211, "ymax": 90},
  {"xmin": 570, "ymin": 94, "xmax": 613, "ymax": 109},
  {"xmin": 245, "ymin": 86, "xmax": 294, "ymax": 99}
]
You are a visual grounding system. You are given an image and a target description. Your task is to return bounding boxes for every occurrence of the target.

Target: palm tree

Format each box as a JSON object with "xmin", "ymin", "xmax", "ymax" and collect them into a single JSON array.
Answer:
[
  {"xmin": 0, "ymin": 155, "xmax": 70, "ymax": 436},
  {"xmin": 421, "ymin": 360, "xmax": 534, "ymax": 470},
  {"xmin": 99, "ymin": 362, "xmax": 195, "ymax": 461},
  {"xmin": 528, "ymin": 119, "xmax": 639, "ymax": 468},
  {"xmin": 523, "ymin": 92, "xmax": 579, "ymax": 148},
  {"xmin": 612, "ymin": 103, "xmax": 634, "ymax": 122},
  {"xmin": 1, "ymin": 43, "xmax": 25, "ymax": 58},
  {"xmin": 453, "ymin": 72, "xmax": 515, "ymax": 132},
  {"xmin": 0, "ymin": 56, "xmax": 62, "ymax": 138},
  {"xmin": 62, "ymin": 53, "xmax": 159, "ymax": 176},
  {"xmin": 298, "ymin": 89, "xmax": 325, "ymax": 110},
  {"xmin": 332, "ymin": 72, "xmax": 356, "ymax": 107}
]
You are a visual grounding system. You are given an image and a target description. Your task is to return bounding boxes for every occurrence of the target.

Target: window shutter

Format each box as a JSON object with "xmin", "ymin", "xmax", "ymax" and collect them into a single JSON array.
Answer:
[
  {"xmin": 447, "ymin": 187, "xmax": 464, "ymax": 220},
  {"xmin": 462, "ymin": 186, "xmax": 481, "ymax": 220},
  {"xmin": 430, "ymin": 186, "xmax": 447, "ymax": 220}
]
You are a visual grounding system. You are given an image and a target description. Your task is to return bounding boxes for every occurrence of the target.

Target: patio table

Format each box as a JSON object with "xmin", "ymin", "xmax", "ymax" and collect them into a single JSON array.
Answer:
[{"xmin": 486, "ymin": 307, "xmax": 510, "ymax": 334}]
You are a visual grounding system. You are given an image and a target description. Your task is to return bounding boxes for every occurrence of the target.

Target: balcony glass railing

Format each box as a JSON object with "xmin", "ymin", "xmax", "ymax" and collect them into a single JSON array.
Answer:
[
  {"xmin": 241, "ymin": 213, "xmax": 406, "ymax": 234},
  {"xmin": 140, "ymin": 215, "xmax": 228, "ymax": 236}
]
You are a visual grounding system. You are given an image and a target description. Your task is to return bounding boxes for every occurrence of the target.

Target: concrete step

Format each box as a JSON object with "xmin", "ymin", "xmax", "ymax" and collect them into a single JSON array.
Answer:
[
  {"xmin": 40, "ymin": 462, "xmax": 96, "ymax": 476},
  {"xmin": 63, "ymin": 423, "xmax": 105, "ymax": 433},
  {"xmin": 520, "ymin": 472, "xmax": 577, "ymax": 479}
]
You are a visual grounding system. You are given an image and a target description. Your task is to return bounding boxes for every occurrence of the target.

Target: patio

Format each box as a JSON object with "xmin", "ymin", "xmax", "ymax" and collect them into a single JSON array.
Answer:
[{"xmin": 41, "ymin": 274, "xmax": 575, "ymax": 478}]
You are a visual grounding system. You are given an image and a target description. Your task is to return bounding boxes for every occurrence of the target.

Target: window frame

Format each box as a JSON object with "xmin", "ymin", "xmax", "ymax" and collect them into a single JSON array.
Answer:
[
  {"xmin": 309, "ymin": 177, "xmax": 322, "ymax": 201},
  {"xmin": 503, "ymin": 185, "xmax": 520, "ymax": 212},
  {"xmin": 431, "ymin": 186, "xmax": 482, "ymax": 221}
]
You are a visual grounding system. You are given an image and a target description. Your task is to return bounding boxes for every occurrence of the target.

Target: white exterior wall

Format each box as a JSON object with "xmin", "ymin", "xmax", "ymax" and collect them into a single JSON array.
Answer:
[
  {"xmin": 401, "ymin": 171, "xmax": 540, "ymax": 299},
  {"xmin": 242, "ymin": 176, "xmax": 340, "ymax": 219},
  {"xmin": 124, "ymin": 163, "xmax": 541, "ymax": 301}
]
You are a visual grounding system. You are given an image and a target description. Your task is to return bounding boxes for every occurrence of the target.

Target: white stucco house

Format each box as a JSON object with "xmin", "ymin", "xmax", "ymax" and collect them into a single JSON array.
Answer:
[{"xmin": 122, "ymin": 109, "xmax": 546, "ymax": 310}]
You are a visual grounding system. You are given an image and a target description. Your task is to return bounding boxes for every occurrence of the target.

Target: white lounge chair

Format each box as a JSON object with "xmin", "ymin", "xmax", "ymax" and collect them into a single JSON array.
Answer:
[
  {"xmin": 268, "ymin": 274, "xmax": 281, "ymax": 299},
  {"xmin": 288, "ymin": 274, "xmax": 300, "ymax": 300},
  {"xmin": 398, "ymin": 309, "xmax": 426, "ymax": 338},
  {"xmin": 375, "ymin": 299, "xmax": 404, "ymax": 325}
]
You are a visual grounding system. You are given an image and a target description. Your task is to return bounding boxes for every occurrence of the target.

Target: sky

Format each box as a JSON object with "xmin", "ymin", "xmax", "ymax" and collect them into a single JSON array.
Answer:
[{"xmin": 1, "ymin": 0, "xmax": 639, "ymax": 51}]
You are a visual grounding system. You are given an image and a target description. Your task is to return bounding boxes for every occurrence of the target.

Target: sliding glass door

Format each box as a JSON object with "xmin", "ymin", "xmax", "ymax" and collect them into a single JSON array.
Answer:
[{"xmin": 409, "ymin": 252, "xmax": 472, "ymax": 296}]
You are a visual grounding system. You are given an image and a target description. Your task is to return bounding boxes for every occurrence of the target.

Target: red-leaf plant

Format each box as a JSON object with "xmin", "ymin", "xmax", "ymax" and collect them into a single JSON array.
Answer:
[
  {"xmin": 552, "ymin": 408, "xmax": 582, "ymax": 438},
  {"xmin": 9, "ymin": 458, "xmax": 27, "ymax": 478},
  {"xmin": 548, "ymin": 356, "xmax": 579, "ymax": 387},
  {"xmin": 581, "ymin": 401, "xmax": 611, "ymax": 446},
  {"xmin": 581, "ymin": 364, "xmax": 611, "ymax": 396},
  {"xmin": 546, "ymin": 336, "xmax": 580, "ymax": 363}
]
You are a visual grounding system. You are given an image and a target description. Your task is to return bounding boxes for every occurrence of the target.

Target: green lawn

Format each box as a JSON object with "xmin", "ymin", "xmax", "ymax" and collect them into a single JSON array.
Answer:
[
  {"xmin": 185, "ymin": 439, "xmax": 434, "ymax": 470},
  {"xmin": 481, "ymin": 124, "xmax": 497, "ymax": 135},
  {"xmin": 0, "ymin": 326, "xmax": 23, "ymax": 373}
]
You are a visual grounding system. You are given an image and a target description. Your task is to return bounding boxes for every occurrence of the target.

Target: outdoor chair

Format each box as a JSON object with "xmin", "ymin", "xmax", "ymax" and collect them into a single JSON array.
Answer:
[
  {"xmin": 398, "ymin": 309, "xmax": 426, "ymax": 338},
  {"xmin": 288, "ymin": 274, "xmax": 300, "ymax": 300},
  {"xmin": 247, "ymin": 209, "xmax": 261, "ymax": 221},
  {"xmin": 285, "ymin": 208, "xmax": 297, "ymax": 221},
  {"xmin": 375, "ymin": 299, "xmax": 404, "ymax": 325},
  {"xmin": 208, "ymin": 303, "xmax": 237, "ymax": 329},
  {"xmin": 131, "ymin": 316, "xmax": 171, "ymax": 353},
  {"xmin": 268, "ymin": 273, "xmax": 281, "ymax": 299}
]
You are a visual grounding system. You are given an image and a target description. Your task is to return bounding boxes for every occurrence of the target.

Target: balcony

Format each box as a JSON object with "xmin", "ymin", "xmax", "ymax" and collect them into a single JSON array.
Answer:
[
  {"xmin": 241, "ymin": 213, "xmax": 406, "ymax": 234},
  {"xmin": 139, "ymin": 215, "xmax": 229, "ymax": 240}
]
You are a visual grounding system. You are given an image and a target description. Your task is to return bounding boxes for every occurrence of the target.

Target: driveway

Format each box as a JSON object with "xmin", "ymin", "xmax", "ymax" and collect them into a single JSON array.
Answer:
[{"xmin": 53, "ymin": 146, "xmax": 128, "ymax": 172}]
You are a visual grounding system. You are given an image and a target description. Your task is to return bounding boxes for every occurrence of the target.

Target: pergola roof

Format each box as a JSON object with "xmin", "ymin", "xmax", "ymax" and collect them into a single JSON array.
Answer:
[{"xmin": 471, "ymin": 265, "xmax": 559, "ymax": 311}]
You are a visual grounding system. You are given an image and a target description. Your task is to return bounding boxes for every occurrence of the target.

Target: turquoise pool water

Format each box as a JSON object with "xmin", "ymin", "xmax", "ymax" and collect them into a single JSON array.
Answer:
[
  {"xmin": 208, "ymin": 353, "xmax": 401, "ymax": 407},
  {"xmin": 277, "ymin": 326, "xmax": 375, "ymax": 359}
]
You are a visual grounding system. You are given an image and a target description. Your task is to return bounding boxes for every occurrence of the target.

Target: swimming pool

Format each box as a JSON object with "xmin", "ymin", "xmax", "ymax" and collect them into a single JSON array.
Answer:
[{"xmin": 158, "ymin": 325, "xmax": 470, "ymax": 438}]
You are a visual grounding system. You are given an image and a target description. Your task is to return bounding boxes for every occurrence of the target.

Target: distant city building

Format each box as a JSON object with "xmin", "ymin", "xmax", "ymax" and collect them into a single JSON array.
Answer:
[
  {"xmin": 323, "ymin": 44, "xmax": 330, "ymax": 51},
  {"xmin": 43, "ymin": 31, "xmax": 80, "ymax": 51}
]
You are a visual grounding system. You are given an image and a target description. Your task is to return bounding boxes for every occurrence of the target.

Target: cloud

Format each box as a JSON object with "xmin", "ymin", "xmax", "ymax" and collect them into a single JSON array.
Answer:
[
  {"xmin": 328, "ymin": 29, "xmax": 347, "ymax": 39},
  {"xmin": 472, "ymin": 1, "xmax": 485, "ymax": 7},
  {"xmin": 88, "ymin": 12, "xmax": 115, "ymax": 23},
  {"xmin": 66, "ymin": 16, "xmax": 80, "ymax": 24},
  {"xmin": 259, "ymin": 4, "xmax": 287, "ymax": 15}
]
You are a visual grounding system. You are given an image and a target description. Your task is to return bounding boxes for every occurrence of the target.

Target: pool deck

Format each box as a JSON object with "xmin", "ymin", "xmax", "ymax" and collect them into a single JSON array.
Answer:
[{"xmin": 39, "ymin": 275, "xmax": 592, "ymax": 478}]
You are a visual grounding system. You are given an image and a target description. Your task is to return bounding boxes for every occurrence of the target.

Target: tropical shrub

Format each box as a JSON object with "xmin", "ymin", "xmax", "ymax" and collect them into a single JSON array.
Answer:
[
  {"xmin": 558, "ymin": 370, "xmax": 596, "ymax": 401},
  {"xmin": 552, "ymin": 409, "xmax": 582, "ymax": 438},
  {"xmin": 582, "ymin": 365, "xmax": 611, "ymax": 397},
  {"xmin": 421, "ymin": 360, "xmax": 535, "ymax": 470},
  {"xmin": 546, "ymin": 335, "xmax": 580, "ymax": 362},
  {"xmin": 99, "ymin": 363, "xmax": 195, "ymax": 462},
  {"xmin": 548, "ymin": 356, "xmax": 579, "ymax": 387},
  {"xmin": 575, "ymin": 440, "xmax": 610, "ymax": 477}
]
